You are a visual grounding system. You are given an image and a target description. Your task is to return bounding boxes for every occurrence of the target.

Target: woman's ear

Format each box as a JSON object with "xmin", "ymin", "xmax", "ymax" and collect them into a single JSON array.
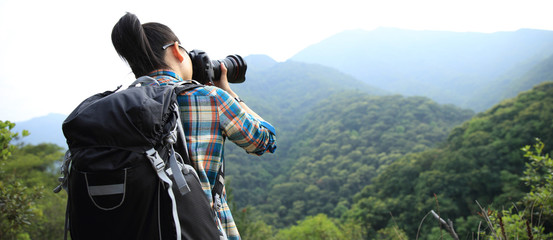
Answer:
[{"xmin": 171, "ymin": 42, "xmax": 184, "ymax": 62}]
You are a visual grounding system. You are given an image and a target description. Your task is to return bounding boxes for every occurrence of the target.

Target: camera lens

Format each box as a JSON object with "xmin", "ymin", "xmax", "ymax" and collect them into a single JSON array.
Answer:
[{"xmin": 212, "ymin": 55, "xmax": 247, "ymax": 83}]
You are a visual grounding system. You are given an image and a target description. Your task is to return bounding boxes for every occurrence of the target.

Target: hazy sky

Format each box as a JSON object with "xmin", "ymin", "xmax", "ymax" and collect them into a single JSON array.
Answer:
[{"xmin": 1, "ymin": 0, "xmax": 552, "ymax": 122}]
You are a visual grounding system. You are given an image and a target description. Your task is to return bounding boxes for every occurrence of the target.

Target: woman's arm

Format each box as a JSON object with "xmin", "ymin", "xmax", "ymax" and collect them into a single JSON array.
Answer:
[
  {"xmin": 213, "ymin": 63, "xmax": 264, "ymax": 120},
  {"xmin": 213, "ymin": 63, "xmax": 276, "ymax": 155}
]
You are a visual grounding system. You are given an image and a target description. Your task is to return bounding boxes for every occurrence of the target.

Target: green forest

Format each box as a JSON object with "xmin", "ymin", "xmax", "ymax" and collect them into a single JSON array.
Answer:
[{"xmin": 3, "ymin": 82, "xmax": 553, "ymax": 239}]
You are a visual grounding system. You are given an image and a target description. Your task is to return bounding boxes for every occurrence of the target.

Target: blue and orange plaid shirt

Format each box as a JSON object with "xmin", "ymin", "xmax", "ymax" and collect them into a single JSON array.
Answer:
[{"xmin": 148, "ymin": 70, "xmax": 276, "ymax": 239}]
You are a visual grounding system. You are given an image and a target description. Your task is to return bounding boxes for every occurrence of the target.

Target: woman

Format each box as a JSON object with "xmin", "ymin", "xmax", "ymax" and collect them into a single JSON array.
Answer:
[{"xmin": 111, "ymin": 12, "xmax": 277, "ymax": 239}]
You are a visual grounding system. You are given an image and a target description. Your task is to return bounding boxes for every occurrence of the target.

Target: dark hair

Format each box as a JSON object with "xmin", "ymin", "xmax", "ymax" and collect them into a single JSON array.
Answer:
[{"xmin": 111, "ymin": 12, "xmax": 180, "ymax": 77}]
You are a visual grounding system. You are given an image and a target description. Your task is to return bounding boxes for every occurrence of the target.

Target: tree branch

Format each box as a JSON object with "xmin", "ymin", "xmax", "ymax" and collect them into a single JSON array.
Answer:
[{"xmin": 431, "ymin": 210, "xmax": 459, "ymax": 240}]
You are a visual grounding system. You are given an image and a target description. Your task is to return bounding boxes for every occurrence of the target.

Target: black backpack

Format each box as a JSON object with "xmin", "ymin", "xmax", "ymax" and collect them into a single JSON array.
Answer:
[{"xmin": 54, "ymin": 77, "xmax": 225, "ymax": 240}]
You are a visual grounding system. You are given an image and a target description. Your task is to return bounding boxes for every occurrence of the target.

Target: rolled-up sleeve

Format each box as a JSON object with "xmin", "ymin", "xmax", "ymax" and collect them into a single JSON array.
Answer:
[{"xmin": 215, "ymin": 88, "xmax": 277, "ymax": 155}]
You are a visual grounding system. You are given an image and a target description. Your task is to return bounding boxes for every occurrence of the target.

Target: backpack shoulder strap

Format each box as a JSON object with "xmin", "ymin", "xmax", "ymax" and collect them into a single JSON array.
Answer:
[
  {"xmin": 129, "ymin": 76, "xmax": 159, "ymax": 87},
  {"xmin": 174, "ymin": 82, "xmax": 203, "ymax": 94},
  {"xmin": 145, "ymin": 148, "xmax": 183, "ymax": 240},
  {"xmin": 171, "ymin": 82, "xmax": 225, "ymax": 211}
]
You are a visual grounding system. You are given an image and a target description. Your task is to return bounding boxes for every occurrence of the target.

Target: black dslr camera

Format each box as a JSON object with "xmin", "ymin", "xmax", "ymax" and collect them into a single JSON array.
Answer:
[{"xmin": 188, "ymin": 50, "xmax": 247, "ymax": 85}]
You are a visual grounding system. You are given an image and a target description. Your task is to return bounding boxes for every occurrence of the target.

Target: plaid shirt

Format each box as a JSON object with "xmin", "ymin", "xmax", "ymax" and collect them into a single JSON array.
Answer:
[{"xmin": 148, "ymin": 70, "xmax": 276, "ymax": 239}]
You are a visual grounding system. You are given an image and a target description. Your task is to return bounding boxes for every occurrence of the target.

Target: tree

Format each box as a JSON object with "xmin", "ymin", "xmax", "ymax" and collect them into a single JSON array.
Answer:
[
  {"xmin": 0, "ymin": 121, "xmax": 66, "ymax": 239},
  {"xmin": 481, "ymin": 139, "xmax": 553, "ymax": 239},
  {"xmin": 520, "ymin": 138, "xmax": 553, "ymax": 224},
  {"xmin": 0, "ymin": 120, "xmax": 38, "ymax": 239},
  {"xmin": 8, "ymin": 143, "xmax": 66, "ymax": 239},
  {"xmin": 235, "ymin": 207, "xmax": 276, "ymax": 240},
  {"xmin": 438, "ymin": 139, "xmax": 553, "ymax": 240},
  {"xmin": 275, "ymin": 214, "xmax": 346, "ymax": 240}
]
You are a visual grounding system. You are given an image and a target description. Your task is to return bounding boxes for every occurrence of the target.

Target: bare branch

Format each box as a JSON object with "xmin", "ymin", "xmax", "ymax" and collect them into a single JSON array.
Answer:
[
  {"xmin": 430, "ymin": 210, "xmax": 459, "ymax": 240},
  {"xmin": 416, "ymin": 211, "xmax": 432, "ymax": 240},
  {"xmin": 476, "ymin": 200, "xmax": 500, "ymax": 239}
]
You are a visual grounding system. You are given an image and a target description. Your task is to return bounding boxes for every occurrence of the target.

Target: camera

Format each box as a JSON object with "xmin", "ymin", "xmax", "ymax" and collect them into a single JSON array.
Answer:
[{"xmin": 188, "ymin": 49, "xmax": 247, "ymax": 84}]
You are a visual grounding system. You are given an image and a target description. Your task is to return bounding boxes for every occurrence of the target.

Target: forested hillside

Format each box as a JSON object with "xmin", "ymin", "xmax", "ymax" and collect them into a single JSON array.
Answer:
[
  {"xmin": 254, "ymin": 93, "xmax": 474, "ymax": 227},
  {"xmin": 346, "ymin": 82, "xmax": 553, "ymax": 238},
  {"xmin": 224, "ymin": 59, "xmax": 384, "ymax": 208}
]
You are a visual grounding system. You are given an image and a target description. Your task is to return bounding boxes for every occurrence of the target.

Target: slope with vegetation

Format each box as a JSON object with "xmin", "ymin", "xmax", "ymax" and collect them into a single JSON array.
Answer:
[
  {"xmin": 254, "ymin": 92, "xmax": 474, "ymax": 227},
  {"xmin": 225, "ymin": 59, "xmax": 384, "ymax": 208},
  {"xmin": 346, "ymin": 82, "xmax": 553, "ymax": 239}
]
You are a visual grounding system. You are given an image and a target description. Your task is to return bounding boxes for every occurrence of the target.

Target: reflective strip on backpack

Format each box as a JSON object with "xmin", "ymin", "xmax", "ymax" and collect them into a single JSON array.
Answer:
[
  {"xmin": 146, "ymin": 148, "xmax": 182, "ymax": 240},
  {"xmin": 84, "ymin": 170, "xmax": 128, "ymax": 211},
  {"xmin": 88, "ymin": 184, "xmax": 125, "ymax": 196}
]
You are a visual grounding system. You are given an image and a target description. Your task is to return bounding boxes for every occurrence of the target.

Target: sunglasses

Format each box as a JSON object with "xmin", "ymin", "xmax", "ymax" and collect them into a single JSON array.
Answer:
[{"xmin": 161, "ymin": 42, "xmax": 187, "ymax": 53}]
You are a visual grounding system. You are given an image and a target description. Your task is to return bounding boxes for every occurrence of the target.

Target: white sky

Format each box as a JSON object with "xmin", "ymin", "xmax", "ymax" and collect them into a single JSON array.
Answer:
[{"xmin": 1, "ymin": 0, "xmax": 552, "ymax": 122}]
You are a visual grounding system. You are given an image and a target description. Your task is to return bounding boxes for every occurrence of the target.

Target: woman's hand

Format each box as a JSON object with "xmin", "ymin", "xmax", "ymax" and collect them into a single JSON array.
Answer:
[{"xmin": 214, "ymin": 62, "xmax": 232, "ymax": 93}]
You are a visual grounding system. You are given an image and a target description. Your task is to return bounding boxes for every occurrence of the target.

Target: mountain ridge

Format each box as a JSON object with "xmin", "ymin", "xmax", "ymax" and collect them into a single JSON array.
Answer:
[
  {"xmin": 290, "ymin": 27, "xmax": 553, "ymax": 111},
  {"xmin": 13, "ymin": 113, "xmax": 67, "ymax": 147}
]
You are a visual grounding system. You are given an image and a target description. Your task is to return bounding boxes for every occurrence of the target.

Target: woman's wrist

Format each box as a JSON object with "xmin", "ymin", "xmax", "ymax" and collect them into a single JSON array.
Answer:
[{"xmin": 225, "ymin": 88, "xmax": 238, "ymax": 99}]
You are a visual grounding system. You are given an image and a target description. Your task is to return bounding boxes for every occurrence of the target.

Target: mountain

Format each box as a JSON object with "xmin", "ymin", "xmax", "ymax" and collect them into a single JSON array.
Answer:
[
  {"xmin": 13, "ymin": 113, "xmax": 67, "ymax": 148},
  {"xmin": 290, "ymin": 28, "xmax": 553, "ymax": 111},
  {"xmin": 244, "ymin": 54, "xmax": 278, "ymax": 71},
  {"xmin": 232, "ymin": 57, "xmax": 385, "ymax": 138}
]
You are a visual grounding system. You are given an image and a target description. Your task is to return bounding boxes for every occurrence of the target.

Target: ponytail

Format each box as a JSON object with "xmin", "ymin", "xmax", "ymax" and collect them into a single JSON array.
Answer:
[{"xmin": 111, "ymin": 12, "xmax": 180, "ymax": 77}]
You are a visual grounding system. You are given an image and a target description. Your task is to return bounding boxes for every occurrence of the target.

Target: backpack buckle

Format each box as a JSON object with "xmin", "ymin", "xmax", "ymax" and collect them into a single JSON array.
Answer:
[
  {"xmin": 54, "ymin": 150, "xmax": 73, "ymax": 193},
  {"xmin": 146, "ymin": 148, "xmax": 165, "ymax": 172},
  {"xmin": 214, "ymin": 193, "xmax": 222, "ymax": 211}
]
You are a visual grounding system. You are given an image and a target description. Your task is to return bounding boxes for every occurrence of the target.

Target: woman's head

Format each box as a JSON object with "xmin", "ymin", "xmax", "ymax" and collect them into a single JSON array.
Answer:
[{"xmin": 111, "ymin": 12, "xmax": 192, "ymax": 79}]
